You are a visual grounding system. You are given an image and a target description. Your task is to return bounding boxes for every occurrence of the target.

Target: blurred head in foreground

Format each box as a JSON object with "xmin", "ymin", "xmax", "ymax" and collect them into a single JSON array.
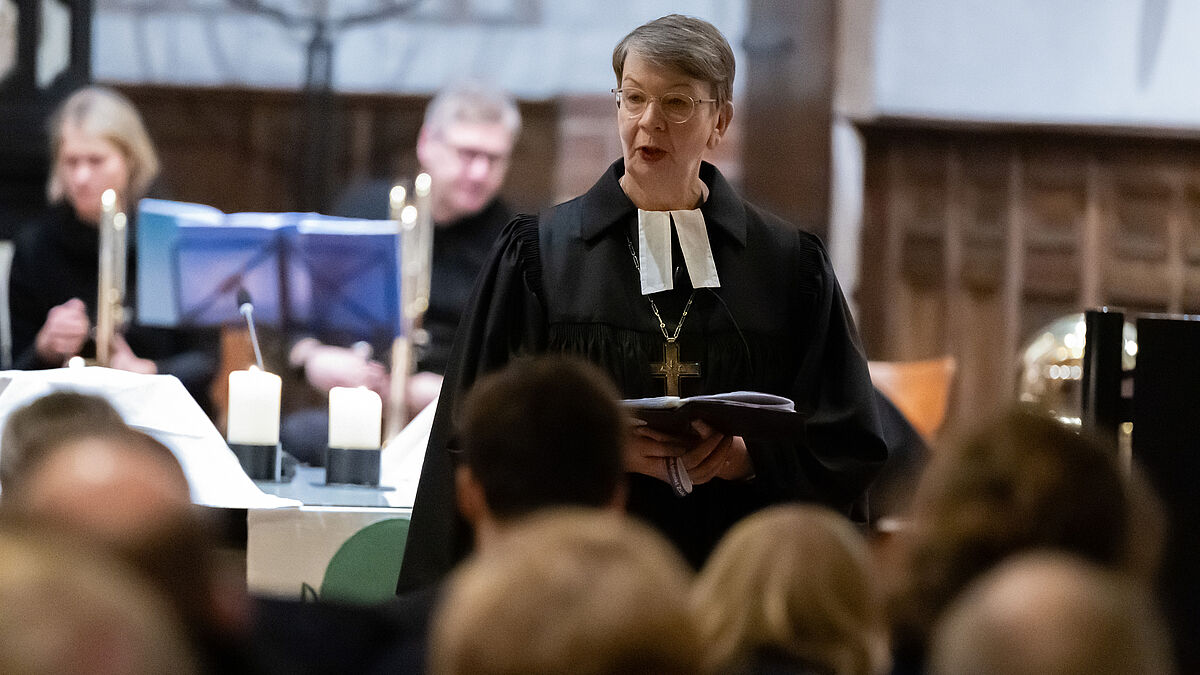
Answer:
[
  {"xmin": 0, "ymin": 525, "xmax": 196, "ymax": 675},
  {"xmin": 887, "ymin": 406, "xmax": 1164, "ymax": 664},
  {"xmin": 929, "ymin": 552, "xmax": 1174, "ymax": 675},
  {"xmin": 692, "ymin": 504, "xmax": 888, "ymax": 675},
  {"xmin": 430, "ymin": 509, "xmax": 702, "ymax": 675},
  {"xmin": 1, "ymin": 411, "xmax": 249, "ymax": 656},
  {"xmin": 0, "ymin": 390, "xmax": 127, "ymax": 496},
  {"xmin": 454, "ymin": 356, "xmax": 628, "ymax": 547}
]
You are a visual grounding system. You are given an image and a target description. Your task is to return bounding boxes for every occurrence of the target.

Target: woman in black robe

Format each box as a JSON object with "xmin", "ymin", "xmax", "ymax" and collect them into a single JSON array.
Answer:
[{"xmin": 398, "ymin": 14, "xmax": 886, "ymax": 590}]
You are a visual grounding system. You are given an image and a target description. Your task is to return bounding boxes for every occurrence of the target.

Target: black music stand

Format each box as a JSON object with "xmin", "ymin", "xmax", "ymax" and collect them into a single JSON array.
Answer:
[
  {"xmin": 136, "ymin": 199, "xmax": 401, "ymax": 339},
  {"xmin": 287, "ymin": 225, "xmax": 402, "ymax": 343}
]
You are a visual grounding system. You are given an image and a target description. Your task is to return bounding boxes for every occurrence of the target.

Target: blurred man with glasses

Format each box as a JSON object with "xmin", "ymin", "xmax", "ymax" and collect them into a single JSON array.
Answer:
[{"xmin": 282, "ymin": 83, "xmax": 522, "ymax": 465}]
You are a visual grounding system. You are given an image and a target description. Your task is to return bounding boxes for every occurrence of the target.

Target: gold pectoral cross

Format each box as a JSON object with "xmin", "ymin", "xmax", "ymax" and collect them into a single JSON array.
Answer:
[{"xmin": 651, "ymin": 341, "xmax": 701, "ymax": 396}]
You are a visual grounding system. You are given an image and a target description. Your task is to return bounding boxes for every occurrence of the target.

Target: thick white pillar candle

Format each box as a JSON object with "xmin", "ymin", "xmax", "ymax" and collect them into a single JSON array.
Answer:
[
  {"xmin": 227, "ymin": 366, "xmax": 282, "ymax": 445},
  {"xmin": 328, "ymin": 386, "xmax": 383, "ymax": 449}
]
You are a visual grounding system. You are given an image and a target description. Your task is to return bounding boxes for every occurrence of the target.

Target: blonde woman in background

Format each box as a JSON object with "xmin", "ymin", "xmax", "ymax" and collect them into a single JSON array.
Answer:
[
  {"xmin": 691, "ymin": 504, "xmax": 889, "ymax": 675},
  {"xmin": 9, "ymin": 86, "xmax": 216, "ymax": 410}
]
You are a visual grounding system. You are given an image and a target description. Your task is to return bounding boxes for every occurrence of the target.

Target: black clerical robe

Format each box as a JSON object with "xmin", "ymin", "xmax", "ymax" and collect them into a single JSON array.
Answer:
[{"xmin": 398, "ymin": 160, "xmax": 886, "ymax": 590}]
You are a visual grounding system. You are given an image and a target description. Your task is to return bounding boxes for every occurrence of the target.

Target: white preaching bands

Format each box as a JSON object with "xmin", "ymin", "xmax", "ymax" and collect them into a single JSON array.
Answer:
[
  {"xmin": 635, "ymin": 208, "xmax": 720, "ymax": 295},
  {"xmin": 635, "ymin": 205, "xmax": 719, "ymax": 496}
]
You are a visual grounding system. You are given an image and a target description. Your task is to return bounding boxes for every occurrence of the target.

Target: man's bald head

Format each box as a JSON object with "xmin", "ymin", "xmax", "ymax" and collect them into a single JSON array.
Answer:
[
  {"xmin": 929, "ymin": 553, "xmax": 1174, "ymax": 675},
  {"xmin": 1, "ymin": 391, "xmax": 126, "ymax": 494},
  {"xmin": 17, "ymin": 431, "xmax": 191, "ymax": 545},
  {"xmin": 4, "ymin": 428, "xmax": 247, "ymax": 644}
]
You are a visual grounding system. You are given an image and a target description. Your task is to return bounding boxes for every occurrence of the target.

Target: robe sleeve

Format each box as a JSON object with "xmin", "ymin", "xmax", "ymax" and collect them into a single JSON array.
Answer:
[
  {"xmin": 396, "ymin": 215, "xmax": 547, "ymax": 592},
  {"xmin": 742, "ymin": 232, "xmax": 887, "ymax": 516}
]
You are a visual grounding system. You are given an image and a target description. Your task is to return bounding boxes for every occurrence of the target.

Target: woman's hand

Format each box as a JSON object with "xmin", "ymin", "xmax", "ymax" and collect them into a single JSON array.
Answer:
[
  {"xmin": 626, "ymin": 420, "xmax": 755, "ymax": 486},
  {"xmin": 35, "ymin": 298, "xmax": 90, "ymax": 364},
  {"xmin": 683, "ymin": 420, "xmax": 754, "ymax": 483},
  {"xmin": 625, "ymin": 424, "xmax": 691, "ymax": 483},
  {"xmin": 109, "ymin": 334, "xmax": 158, "ymax": 375}
]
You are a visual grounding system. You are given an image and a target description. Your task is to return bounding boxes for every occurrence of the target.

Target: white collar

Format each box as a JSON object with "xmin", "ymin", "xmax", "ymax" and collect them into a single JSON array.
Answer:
[{"xmin": 636, "ymin": 206, "xmax": 721, "ymax": 295}]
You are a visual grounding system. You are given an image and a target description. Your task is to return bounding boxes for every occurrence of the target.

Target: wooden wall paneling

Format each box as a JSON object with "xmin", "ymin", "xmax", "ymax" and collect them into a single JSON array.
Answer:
[
  {"xmin": 245, "ymin": 99, "xmax": 294, "ymax": 213},
  {"xmin": 959, "ymin": 144, "xmax": 1008, "ymax": 295},
  {"xmin": 879, "ymin": 143, "xmax": 908, "ymax": 361},
  {"xmin": 1165, "ymin": 173, "xmax": 1187, "ymax": 314},
  {"xmin": 941, "ymin": 146, "xmax": 966, "ymax": 426},
  {"xmin": 955, "ymin": 288, "xmax": 1007, "ymax": 428},
  {"xmin": 554, "ymin": 96, "xmax": 622, "ymax": 203},
  {"xmin": 1018, "ymin": 148, "xmax": 1085, "ymax": 412},
  {"xmin": 125, "ymin": 88, "xmax": 304, "ymax": 213},
  {"xmin": 1106, "ymin": 159, "xmax": 1180, "ymax": 312},
  {"xmin": 943, "ymin": 147, "xmax": 964, "ymax": 353},
  {"xmin": 952, "ymin": 147, "xmax": 1007, "ymax": 427},
  {"xmin": 344, "ymin": 105, "xmax": 377, "ymax": 184},
  {"xmin": 1022, "ymin": 151, "xmax": 1084, "ymax": 302},
  {"xmin": 1000, "ymin": 151, "xmax": 1025, "ymax": 403},
  {"xmin": 897, "ymin": 142, "xmax": 948, "ymax": 360},
  {"xmin": 1111, "ymin": 163, "xmax": 1172, "ymax": 262},
  {"xmin": 945, "ymin": 140, "xmax": 1025, "ymax": 427},
  {"xmin": 881, "ymin": 140, "xmax": 941, "ymax": 361},
  {"xmin": 1107, "ymin": 162, "xmax": 1169, "ymax": 309},
  {"xmin": 237, "ymin": 98, "xmax": 296, "ymax": 212},
  {"xmin": 1184, "ymin": 182, "xmax": 1200, "ymax": 310},
  {"xmin": 501, "ymin": 101, "xmax": 561, "ymax": 215},
  {"xmin": 1081, "ymin": 158, "xmax": 1103, "ymax": 308},
  {"xmin": 905, "ymin": 283, "xmax": 947, "ymax": 363},
  {"xmin": 335, "ymin": 95, "xmax": 425, "ymax": 193},
  {"xmin": 855, "ymin": 135, "xmax": 892, "ymax": 358},
  {"xmin": 858, "ymin": 127, "xmax": 1200, "ymax": 429}
]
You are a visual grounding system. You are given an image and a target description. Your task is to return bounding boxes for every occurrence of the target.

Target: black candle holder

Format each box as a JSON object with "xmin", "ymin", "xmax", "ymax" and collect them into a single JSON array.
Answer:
[
  {"xmin": 325, "ymin": 447, "xmax": 381, "ymax": 486},
  {"xmin": 230, "ymin": 443, "xmax": 278, "ymax": 481}
]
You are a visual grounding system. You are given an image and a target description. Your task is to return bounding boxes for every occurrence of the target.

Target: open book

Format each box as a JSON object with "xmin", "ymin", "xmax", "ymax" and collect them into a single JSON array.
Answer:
[{"xmin": 623, "ymin": 391, "xmax": 807, "ymax": 440}]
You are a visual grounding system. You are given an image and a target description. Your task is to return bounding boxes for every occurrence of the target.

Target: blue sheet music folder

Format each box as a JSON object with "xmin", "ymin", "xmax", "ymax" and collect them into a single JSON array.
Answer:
[{"xmin": 137, "ymin": 198, "xmax": 401, "ymax": 337}]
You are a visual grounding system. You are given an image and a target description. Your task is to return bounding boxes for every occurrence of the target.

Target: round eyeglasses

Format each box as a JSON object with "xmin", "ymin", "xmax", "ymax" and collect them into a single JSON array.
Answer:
[{"xmin": 611, "ymin": 88, "xmax": 718, "ymax": 124}]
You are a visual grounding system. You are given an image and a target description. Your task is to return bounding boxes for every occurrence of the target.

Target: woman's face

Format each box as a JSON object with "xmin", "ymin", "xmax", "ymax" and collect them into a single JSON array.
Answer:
[
  {"xmin": 617, "ymin": 51, "xmax": 730, "ymax": 206},
  {"xmin": 56, "ymin": 124, "xmax": 131, "ymax": 225}
]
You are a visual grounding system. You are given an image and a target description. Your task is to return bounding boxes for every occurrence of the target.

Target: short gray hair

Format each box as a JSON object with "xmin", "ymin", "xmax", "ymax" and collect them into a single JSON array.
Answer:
[
  {"xmin": 612, "ymin": 14, "xmax": 735, "ymax": 105},
  {"xmin": 422, "ymin": 81, "xmax": 522, "ymax": 139},
  {"xmin": 47, "ymin": 86, "xmax": 160, "ymax": 204}
]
